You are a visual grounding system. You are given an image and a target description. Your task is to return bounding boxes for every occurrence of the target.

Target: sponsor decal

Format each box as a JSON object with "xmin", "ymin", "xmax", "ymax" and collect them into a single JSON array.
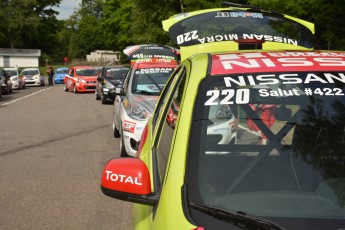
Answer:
[
  {"xmin": 123, "ymin": 120, "xmax": 136, "ymax": 133},
  {"xmin": 211, "ymin": 52, "xmax": 345, "ymax": 75},
  {"xmin": 215, "ymin": 12, "xmax": 264, "ymax": 18},
  {"xmin": 105, "ymin": 170, "xmax": 142, "ymax": 185},
  {"xmin": 204, "ymin": 72, "xmax": 345, "ymax": 105},
  {"xmin": 176, "ymin": 30, "xmax": 298, "ymax": 46},
  {"xmin": 136, "ymin": 68, "xmax": 174, "ymax": 74}
]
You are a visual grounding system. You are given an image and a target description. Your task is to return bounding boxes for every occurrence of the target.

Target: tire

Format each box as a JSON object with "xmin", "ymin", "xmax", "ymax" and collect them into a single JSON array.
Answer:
[
  {"xmin": 95, "ymin": 90, "xmax": 101, "ymax": 100},
  {"xmin": 73, "ymin": 85, "xmax": 78, "ymax": 94},
  {"xmin": 120, "ymin": 125, "xmax": 128, "ymax": 157},
  {"xmin": 101, "ymin": 94, "xmax": 107, "ymax": 104},
  {"xmin": 112, "ymin": 119, "xmax": 120, "ymax": 138},
  {"xmin": 4, "ymin": 85, "xmax": 10, "ymax": 95}
]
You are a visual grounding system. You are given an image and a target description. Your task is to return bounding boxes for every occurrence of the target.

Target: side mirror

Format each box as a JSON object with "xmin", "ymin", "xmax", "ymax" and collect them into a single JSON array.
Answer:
[{"xmin": 101, "ymin": 158, "xmax": 158, "ymax": 206}]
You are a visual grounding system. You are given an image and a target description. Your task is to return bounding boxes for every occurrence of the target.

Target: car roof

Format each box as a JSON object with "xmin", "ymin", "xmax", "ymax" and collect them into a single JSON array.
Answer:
[{"xmin": 205, "ymin": 50, "xmax": 345, "ymax": 76}]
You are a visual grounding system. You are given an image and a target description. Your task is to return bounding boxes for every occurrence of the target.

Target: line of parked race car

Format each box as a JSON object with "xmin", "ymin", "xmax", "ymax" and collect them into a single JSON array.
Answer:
[
  {"xmin": 60, "ymin": 44, "xmax": 181, "ymax": 158},
  {"xmin": 0, "ymin": 67, "xmax": 47, "ymax": 99}
]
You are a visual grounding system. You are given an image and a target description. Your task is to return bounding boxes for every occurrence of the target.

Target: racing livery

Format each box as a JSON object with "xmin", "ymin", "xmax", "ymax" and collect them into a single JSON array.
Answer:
[
  {"xmin": 100, "ymin": 4, "xmax": 341, "ymax": 230},
  {"xmin": 103, "ymin": 50, "xmax": 345, "ymax": 230},
  {"xmin": 162, "ymin": 4, "xmax": 315, "ymax": 61},
  {"xmin": 64, "ymin": 66, "xmax": 98, "ymax": 93},
  {"xmin": 123, "ymin": 44, "xmax": 180, "ymax": 65},
  {"xmin": 112, "ymin": 62, "xmax": 177, "ymax": 157}
]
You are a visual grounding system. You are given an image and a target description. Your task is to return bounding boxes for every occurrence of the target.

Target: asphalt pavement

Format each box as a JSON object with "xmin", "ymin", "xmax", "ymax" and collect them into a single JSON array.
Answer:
[{"xmin": 0, "ymin": 85, "xmax": 132, "ymax": 229}]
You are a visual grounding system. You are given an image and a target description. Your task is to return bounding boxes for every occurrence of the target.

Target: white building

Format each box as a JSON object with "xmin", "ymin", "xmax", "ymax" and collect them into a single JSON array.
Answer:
[
  {"xmin": 0, "ymin": 48, "xmax": 41, "ymax": 67},
  {"xmin": 86, "ymin": 50, "xmax": 121, "ymax": 64}
]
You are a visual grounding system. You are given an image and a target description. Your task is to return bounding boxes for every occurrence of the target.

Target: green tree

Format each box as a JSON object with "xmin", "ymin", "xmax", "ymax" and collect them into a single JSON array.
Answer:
[
  {"xmin": 101, "ymin": 0, "xmax": 133, "ymax": 51},
  {"xmin": 67, "ymin": 0, "xmax": 105, "ymax": 59},
  {"xmin": 249, "ymin": 0, "xmax": 345, "ymax": 50},
  {"xmin": 0, "ymin": 0, "xmax": 61, "ymax": 48}
]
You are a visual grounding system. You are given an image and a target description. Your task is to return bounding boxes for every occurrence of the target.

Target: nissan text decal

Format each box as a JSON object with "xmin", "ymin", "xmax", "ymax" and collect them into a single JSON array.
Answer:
[
  {"xmin": 136, "ymin": 68, "xmax": 174, "ymax": 74},
  {"xmin": 212, "ymin": 52, "xmax": 345, "ymax": 74},
  {"xmin": 204, "ymin": 52, "xmax": 345, "ymax": 106},
  {"xmin": 105, "ymin": 170, "xmax": 142, "ymax": 185},
  {"xmin": 176, "ymin": 30, "xmax": 298, "ymax": 46}
]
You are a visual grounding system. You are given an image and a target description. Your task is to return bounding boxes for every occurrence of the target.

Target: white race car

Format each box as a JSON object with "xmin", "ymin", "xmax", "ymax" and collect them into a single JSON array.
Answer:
[{"xmin": 21, "ymin": 68, "xmax": 45, "ymax": 86}]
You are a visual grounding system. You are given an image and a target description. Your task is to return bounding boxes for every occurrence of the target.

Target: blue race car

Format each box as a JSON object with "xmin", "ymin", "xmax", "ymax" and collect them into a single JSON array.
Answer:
[{"xmin": 54, "ymin": 67, "xmax": 69, "ymax": 84}]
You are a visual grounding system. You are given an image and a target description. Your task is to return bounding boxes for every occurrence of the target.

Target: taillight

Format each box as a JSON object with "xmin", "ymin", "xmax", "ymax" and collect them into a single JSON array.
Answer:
[
  {"xmin": 136, "ymin": 124, "xmax": 148, "ymax": 157},
  {"xmin": 192, "ymin": 228, "xmax": 205, "ymax": 230}
]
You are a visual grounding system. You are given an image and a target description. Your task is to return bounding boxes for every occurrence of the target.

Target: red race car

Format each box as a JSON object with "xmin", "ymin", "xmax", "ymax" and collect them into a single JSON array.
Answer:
[{"xmin": 64, "ymin": 66, "xmax": 98, "ymax": 93}]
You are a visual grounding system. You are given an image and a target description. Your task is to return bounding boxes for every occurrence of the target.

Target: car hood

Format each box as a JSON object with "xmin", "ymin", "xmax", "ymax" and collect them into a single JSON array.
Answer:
[
  {"xmin": 128, "ymin": 93, "xmax": 159, "ymax": 114},
  {"xmin": 78, "ymin": 76, "xmax": 97, "ymax": 81},
  {"xmin": 54, "ymin": 73, "xmax": 66, "ymax": 78}
]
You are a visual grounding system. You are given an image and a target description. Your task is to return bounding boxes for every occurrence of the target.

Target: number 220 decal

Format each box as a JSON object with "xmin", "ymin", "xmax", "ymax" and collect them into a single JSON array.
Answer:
[{"xmin": 205, "ymin": 89, "xmax": 250, "ymax": 105}]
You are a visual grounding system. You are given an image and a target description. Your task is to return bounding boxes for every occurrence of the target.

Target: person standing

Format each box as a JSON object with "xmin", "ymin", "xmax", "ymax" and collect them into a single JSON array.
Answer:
[{"xmin": 47, "ymin": 65, "xmax": 55, "ymax": 86}]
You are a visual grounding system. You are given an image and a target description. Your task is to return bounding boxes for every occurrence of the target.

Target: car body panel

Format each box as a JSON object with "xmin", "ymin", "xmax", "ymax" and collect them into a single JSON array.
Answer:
[
  {"xmin": 64, "ymin": 66, "xmax": 97, "ymax": 93},
  {"xmin": 53, "ymin": 67, "xmax": 69, "ymax": 84}
]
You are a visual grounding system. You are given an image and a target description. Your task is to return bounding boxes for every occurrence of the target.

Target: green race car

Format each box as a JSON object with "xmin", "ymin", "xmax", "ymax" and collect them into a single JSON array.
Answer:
[{"xmin": 100, "ymin": 4, "xmax": 345, "ymax": 230}]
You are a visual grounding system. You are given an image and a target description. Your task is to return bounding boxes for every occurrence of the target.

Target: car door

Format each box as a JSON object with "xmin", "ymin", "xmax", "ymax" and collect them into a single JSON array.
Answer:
[
  {"xmin": 133, "ymin": 66, "xmax": 189, "ymax": 229},
  {"xmin": 65, "ymin": 68, "xmax": 74, "ymax": 90}
]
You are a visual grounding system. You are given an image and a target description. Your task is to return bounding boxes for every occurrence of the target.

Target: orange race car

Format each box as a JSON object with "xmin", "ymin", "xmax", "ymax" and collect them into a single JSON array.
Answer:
[{"xmin": 63, "ymin": 66, "xmax": 98, "ymax": 93}]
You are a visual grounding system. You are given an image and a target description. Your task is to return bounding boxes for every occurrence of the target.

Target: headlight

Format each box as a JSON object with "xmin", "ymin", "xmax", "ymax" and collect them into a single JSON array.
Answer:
[
  {"xmin": 11, "ymin": 76, "xmax": 18, "ymax": 81},
  {"xmin": 77, "ymin": 78, "xmax": 86, "ymax": 83},
  {"xmin": 33, "ymin": 75, "xmax": 40, "ymax": 80},
  {"xmin": 104, "ymin": 81, "xmax": 115, "ymax": 89},
  {"xmin": 215, "ymin": 105, "xmax": 233, "ymax": 120},
  {"xmin": 126, "ymin": 102, "xmax": 150, "ymax": 121}
]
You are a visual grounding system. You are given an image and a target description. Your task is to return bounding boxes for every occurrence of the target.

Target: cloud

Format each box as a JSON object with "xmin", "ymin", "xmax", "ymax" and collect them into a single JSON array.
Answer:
[{"xmin": 54, "ymin": 0, "xmax": 81, "ymax": 20}]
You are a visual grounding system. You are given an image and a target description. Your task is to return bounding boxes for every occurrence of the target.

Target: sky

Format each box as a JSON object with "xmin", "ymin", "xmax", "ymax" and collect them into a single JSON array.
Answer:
[{"xmin": 53, "ymin": 0, "xmax": 81, "ymax": 20}]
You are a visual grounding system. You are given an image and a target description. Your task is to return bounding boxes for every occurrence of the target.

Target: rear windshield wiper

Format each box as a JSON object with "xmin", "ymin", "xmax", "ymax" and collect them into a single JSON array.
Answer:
[{"xmin": 190, "ymin": 202, "xmax": 284, "ymax": 230}]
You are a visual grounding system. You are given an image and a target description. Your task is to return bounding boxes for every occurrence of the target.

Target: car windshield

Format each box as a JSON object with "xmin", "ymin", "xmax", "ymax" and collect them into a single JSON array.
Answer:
[
  {"xmin": 105, "ymin": 67, "xmax": 129, "ymax": 80},
  {"xmin": 5, "ymin": 70, "xmax": 18, "ymax": 76},
  {"xmin": 187, "ymin": 72, "xmax": 345, "ymax": 229},
  {"xmin": 56, "ymin": 69, "xmax": 69, "ymax": 74},
  {"xmin": 22, "ymin": 70, "xmax": 39, "ymax": 75},
  {"xmin": 76, "ymin": 68, "xmax": 97, "ymax": 76},
  {"xmin": 131, "ymin": 67, "xmax": 175, "ymax": 95},
  {"xmin": 168, "ymin": 10, "xmax": 314, "ymax": 49}
]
